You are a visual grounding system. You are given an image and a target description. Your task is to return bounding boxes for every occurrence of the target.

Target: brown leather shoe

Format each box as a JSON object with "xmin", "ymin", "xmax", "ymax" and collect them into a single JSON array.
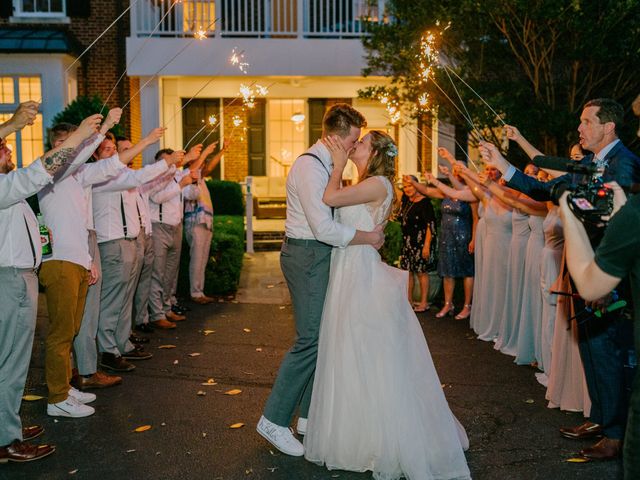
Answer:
[
  {"xmin": 191, "ymin": 295, "xmax": 215, "ymax": 305},
  {"xmin": 76, "ymin": 371, "xmax": 122, "ymax": 390},
  {"xmin": 22, "ymin": 426, "xmax": 44, "ymax": 442},
  {"xmin": 151, "ymin": 318, "xmax": 176, "ymax": 329},
  {"xmin": 560, "ymin": 421, "xmax": 602, "ymax": 440},
  {"xmin": 166, "ymin": 311, "xmax": 186, "ymax": 322},
  {"xmin": 100, "ymin": 353, "xmax": 136, "ymax": 372},
  {"xmin": 580, "ymin": 437, "xmax": 621, "ymax": 460},
  {"xmin": 0, "ymin": 441, "xmax": 55, "ymax": 463}
]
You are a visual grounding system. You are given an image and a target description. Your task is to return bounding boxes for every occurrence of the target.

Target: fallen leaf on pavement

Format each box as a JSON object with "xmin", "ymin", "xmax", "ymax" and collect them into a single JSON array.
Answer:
[
  {"xmin": 566, "ymin": 457, "xmax": 589, "ymax": 463},
  {"xmin": 22, "ymin": 395, "xmax": 44, "ymax": 401},
  {"xmin": 69, "ymin": 469, "xmax": 78, "ymax": 475},
  {"xmin": 126, "ymin": 449, "xmax": 136, "ymax": 453},
  {"xmin": 197, "ymin": 391, "xmax": 206, "ymax": 396},
  {"xmin": 279, "ymin": 306, "xmax": 285, "ymax": 310},
  {"xmin": 189, "ymin": 352, "xmax": 201, "ymax": 357},
  {"xmin": 256, "ymin": 348, "xmax": 263, "ymax": 352},
  {"xmin": 243, "ymin": 328, "xmax": 251, "ymax": 333},
  {"xmin": 229, "ymin": 423, "xmax": 245, "ymax": 429},
  {"xmin": 173, "ymin": 360, "xmax": 179, "ymax": 365},
  {"xmin": 134, "ymin": 425, "xmax": 152, "ymax": 433},
  {"xmin": 203, "ymin": 330, "xmax": 215, "ymax": 335},
  {"xmin": 525, "ymin": 399, "xmax": 535, "ymax": 404},
  {"xmin": 266, "ymin": 285, "xmax": 274, "ymax": 289},
  {"xmin": 225, "ymin": 389, "xmax": 242, "ymax": 395},
  {"xmin": 158, "ymin": 345, "xmax": 176, "ymax": 349}
]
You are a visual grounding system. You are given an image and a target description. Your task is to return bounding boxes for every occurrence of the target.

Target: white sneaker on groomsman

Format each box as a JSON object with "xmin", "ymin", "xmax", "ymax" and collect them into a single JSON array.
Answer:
[
  {"xmin": 256, "ymin": 415, "xmax": 304, "ymax": 456},
  {"xmin": 296, "ymin": 417, "xmax": 307, "ymax": 435},
  {"xmin": 68, "ymin": 386, "xmax": 96, "ymax": 404},
  {"xmin": 47, "ymin": 396, "xmax": 95, "ymax": 418}
]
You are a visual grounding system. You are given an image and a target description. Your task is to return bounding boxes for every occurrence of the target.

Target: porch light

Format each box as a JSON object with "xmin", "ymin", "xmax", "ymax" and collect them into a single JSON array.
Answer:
[{"xmin": 291, "ymin": 112, "xmax": 305, "ymax": 124}]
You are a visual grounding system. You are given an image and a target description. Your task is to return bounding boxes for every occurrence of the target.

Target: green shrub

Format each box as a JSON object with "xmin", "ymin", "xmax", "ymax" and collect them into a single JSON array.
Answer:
[
  {"xmin": 380, "ymin": 220, "xmax": 402, "ymax": 266},
  {"xmin": 178, "ymin": 215, "xmax": 245, "ymax": 296},
  {"xmin": 206, "ymin": 179, "xmax": 244, "ymax": 215}
]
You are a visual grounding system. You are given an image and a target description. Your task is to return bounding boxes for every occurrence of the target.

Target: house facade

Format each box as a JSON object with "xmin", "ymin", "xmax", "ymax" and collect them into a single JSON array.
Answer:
[{"xmin": 0, "ymin": 0, "xmax": 457, "ymax": 178}]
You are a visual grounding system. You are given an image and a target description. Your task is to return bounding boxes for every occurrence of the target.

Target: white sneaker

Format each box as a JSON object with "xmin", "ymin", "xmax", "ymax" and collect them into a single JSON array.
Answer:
[
  {"xmin": 256, "ymin": 415, "xmax": 304, "ymax": 456},
  {"xmin": 296, "ymin": 417, "xmax": 307, "ymax": 435},
  {"xmin": 68, "ymin": 386, "xmax": 96, "ymax": 404},
  {"xmin": 47, "ymin": 395, "xmax": 95, "ymax": 418}
]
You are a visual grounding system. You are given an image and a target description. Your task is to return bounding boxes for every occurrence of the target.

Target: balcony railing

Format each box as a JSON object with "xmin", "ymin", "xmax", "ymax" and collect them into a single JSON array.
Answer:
[{"xmin": 131, "ymin": 0, "xmax": 386, "ymax": 39}]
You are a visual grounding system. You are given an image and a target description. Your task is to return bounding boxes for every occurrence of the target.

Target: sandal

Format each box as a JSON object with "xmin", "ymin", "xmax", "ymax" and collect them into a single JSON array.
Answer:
[
  {"xmin": 413, "ymin": 303, "xmax": 430, "ymax": 313},
  {"xmin": 436, "ymin": 302, "xmax": 454, "ymax": 318},
  {"xmin": 455, "ymin": 304, "xmax": 472, "ymax": 320}
]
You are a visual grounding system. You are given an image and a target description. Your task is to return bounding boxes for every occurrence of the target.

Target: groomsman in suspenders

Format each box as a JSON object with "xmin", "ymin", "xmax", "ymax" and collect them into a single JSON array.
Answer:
[
  {"xmin": 115, "ymin": 137, "xmax": 176, "ymax": 336},
  {"xmin": 92, "ymin": 134, "xmax": 178, "ymax": 372},
  {"xmin": 0, "ymin": 104, "xmax": 100, "ymax": 462},
  {"xmin": 148, "ymin": 147, "xmax": 201, "ymax": 328},
  {"xmin": 38, "ymin": 110, "xmax": 125, "ymax": 419}
]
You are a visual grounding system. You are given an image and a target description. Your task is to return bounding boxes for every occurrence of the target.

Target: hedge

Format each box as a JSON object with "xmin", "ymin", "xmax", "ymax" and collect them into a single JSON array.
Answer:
[
  {"xmin": 206, "ymin": 179, "xmax": 244, "ymax": 215},
  {"xmin": 177, "ymin": 215, "xmax": 245, "ymax": 296}
]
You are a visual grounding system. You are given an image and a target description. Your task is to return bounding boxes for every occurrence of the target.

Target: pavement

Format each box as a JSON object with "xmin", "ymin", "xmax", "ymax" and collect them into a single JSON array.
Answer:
[{"xmin": 2, "ymin": 252, "xmax": 623, "ymax": 480}]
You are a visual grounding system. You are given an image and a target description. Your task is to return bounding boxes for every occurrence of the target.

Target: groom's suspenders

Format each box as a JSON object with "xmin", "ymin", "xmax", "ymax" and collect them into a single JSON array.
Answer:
[{"xmin": 299, "ymin": 153, "xmax": 334, "ymax": 218}]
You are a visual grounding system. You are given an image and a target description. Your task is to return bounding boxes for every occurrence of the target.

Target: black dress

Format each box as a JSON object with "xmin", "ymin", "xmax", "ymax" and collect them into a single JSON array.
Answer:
[{"xmin": 399, "ymin": 195, "xmax": 437, "ymax": 273}]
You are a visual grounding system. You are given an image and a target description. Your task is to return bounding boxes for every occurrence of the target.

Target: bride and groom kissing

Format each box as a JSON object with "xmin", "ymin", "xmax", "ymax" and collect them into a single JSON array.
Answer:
[{"xmin": 256, "ymin": 104, "xmax": 471, "ymax": 480}]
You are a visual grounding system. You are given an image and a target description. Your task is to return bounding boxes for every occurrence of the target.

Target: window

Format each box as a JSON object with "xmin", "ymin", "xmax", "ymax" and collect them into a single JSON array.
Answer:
[
  {"xmin": 268, "ymin": 99, "xmax": 306, "ymax": 177},
  {"xmin": 14, "ymin": 0, "xmax": 66, "ymax": 17},
  {"xmin": 0, "ymin": 76, "xmax": 44, "ymax": 168}
]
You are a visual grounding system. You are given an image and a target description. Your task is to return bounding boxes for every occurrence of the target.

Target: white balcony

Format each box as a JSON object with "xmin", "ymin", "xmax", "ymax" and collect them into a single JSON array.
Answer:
[{"xmin": 131, "ymin": 0, "xmax": 386, "ymax": 39}]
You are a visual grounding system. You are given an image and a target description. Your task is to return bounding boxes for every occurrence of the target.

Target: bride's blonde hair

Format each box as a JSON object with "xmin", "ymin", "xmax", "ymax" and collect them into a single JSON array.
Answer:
[
  {"xmin": 359, "ymin": 130, "xmax": 398, "ymax": 220},
  {"xmin": 360, "ymin": 130, "xmax": 397, "ymax": 187}
]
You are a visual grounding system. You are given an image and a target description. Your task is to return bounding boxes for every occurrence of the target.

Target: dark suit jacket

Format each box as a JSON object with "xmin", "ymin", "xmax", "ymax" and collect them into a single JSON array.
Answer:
[{"xmin": 506, "ymin": 141, "xmax": 640, "ymax": 202}]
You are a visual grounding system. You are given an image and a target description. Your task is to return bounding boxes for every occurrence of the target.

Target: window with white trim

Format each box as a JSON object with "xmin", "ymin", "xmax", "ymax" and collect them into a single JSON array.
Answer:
[
  {"xmin": 267, "ymin": 99, "xmax": 306, "ymax": 177},
  {"xmin": 0, "ymin": 76, "xmax": 44, "ymax": 168},
  {"xmin": 13, "ymin": 0, "xmax": 66, "ymax": 18}
]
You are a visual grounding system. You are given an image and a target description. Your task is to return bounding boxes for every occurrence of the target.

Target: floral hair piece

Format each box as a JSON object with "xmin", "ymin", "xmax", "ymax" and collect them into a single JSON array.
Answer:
[{"xmin": 386, "ymin": 143, "xmax": 398, "ymax": 158}]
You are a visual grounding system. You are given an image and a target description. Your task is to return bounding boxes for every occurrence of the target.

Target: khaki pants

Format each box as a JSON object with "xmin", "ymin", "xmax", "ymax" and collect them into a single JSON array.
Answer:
[{"xmin": 40, "ymin": 261, "xmax": 89, "ymax": 404}]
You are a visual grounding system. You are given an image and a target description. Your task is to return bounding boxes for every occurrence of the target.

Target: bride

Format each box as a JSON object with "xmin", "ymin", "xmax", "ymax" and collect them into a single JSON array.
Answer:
[{"xmin": 304, "ymin": 130, "xmax": 471, "ymax": 480}]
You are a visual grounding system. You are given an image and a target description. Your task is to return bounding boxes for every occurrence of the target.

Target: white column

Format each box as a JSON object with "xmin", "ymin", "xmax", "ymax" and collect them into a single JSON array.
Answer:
[{"xmin": 140, "ymin": 76, "xmax": 161, "ymax": 165}]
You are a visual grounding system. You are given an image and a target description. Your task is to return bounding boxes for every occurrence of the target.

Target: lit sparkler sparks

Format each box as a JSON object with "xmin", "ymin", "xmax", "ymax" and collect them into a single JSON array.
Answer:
[
  {"xmin": 208, "ymin": 114, "xmax": 217, "ymax": 125},
  {"xmin": 230, "ymin": 49, "xmax": 249, "ymax": 74},
  {"xmin": 194, "ymin": 28, "xmax": 207, "ymax": 40},
  {"xmin": 419, "ymin": 31, "xmax": 439, "ymax": 84},
  {"xmin": 232, "ymin": 115, "xmax": 243, "ymax": 128},
  {"xmin": 238, "ymin": 83, "xmax": 269, "ymax": 110}
]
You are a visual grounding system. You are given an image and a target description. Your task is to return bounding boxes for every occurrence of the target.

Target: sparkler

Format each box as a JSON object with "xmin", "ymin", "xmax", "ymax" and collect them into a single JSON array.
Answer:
[
  {"xmin": 102, "ymin": 0, "xmax": 182, "ymax": 112},
  {"xmin": 229, "ymin": 49, "xmax": 250, "ymax": 74}
]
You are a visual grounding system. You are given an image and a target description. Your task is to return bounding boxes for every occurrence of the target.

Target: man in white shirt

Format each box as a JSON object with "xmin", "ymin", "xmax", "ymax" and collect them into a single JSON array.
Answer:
[
  {"xmin": 116, "ymin": 137, "xmax": 176, "ymax": 337},
  {"xmin": 91, "ymin": 135, "xmax": 178, "ymax": 372},
  {"xmin": 38, "ymin": 109, "xmax": 124, "ymax": 420},
  {"xmin": 183, "ymin": 141, "xmax": 226, "ymax": 304},
  {"xmin": 0, "ymin": 104, "xmax": 101, "ymax": 462},
  {"xmin": 148, "ymin": 148, "xmax": 200, "ymax": 328},
  {"xmin": 257, "ymin": 104, "xmax": 385, "ymax": 456}
]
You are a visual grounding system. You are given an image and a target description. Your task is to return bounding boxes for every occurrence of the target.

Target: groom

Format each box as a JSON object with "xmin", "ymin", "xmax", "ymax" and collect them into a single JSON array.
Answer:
[{"xmin": 257, "ymin": 104, "xmax": 385, "ymax": 456}]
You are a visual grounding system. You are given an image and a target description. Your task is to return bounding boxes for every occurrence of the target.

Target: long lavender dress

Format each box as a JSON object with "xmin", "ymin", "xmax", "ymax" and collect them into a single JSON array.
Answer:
[
  {"xmin": 514, "ymin": 214, "xmax": 545, "ymax": 365},
  {"xmin": 475, "ymin": 200, "xmax": 512, "ymax": 341},
  {"xmin": 494, "ymin": 209, "xmax": 530, "ymax": 355}
]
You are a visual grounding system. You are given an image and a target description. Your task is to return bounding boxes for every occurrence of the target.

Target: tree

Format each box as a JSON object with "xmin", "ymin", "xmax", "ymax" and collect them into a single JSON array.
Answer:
[{"xmin": 361, "ymin": 0, "xmax": 640, "ymax": 162}]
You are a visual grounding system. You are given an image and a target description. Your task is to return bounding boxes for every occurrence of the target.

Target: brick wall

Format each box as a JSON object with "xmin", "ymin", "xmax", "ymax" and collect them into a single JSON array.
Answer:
[
  {"xmin": 222, "ymin": 100, "xmax": 248, "ymax": 182},
  {"xmin": 0, "ymin": 0, "xmax": 140, "ymax": 140}
]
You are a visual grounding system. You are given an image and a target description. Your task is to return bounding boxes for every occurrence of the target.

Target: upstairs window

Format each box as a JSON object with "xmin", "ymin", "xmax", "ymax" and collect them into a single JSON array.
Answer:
[{"xmin": 13, "ymin": 0, "xmax": 66, "ymax": 18}]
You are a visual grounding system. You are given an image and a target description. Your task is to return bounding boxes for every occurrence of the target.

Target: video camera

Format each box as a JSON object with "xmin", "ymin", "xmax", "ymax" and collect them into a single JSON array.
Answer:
[{"xmin": 532, "ymin": 155, "xmax": 614, "ymax": 227}]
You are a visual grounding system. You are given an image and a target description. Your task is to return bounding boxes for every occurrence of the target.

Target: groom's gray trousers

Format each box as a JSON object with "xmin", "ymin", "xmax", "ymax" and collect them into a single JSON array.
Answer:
[{"xmin": 263, "ymin": 237, "xmax": 332, "ymax": 426}]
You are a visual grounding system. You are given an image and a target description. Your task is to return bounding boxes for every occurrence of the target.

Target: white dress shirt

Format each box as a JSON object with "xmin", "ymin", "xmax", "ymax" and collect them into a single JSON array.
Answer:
[
  {"xmin": 92, "ymin": 161, "xmax": 169, "ymax": 243},
  {"xmin": 137, "ymin": 165, "xmax": 177, "ymax": 234},
  {"xmin": 149, "ymin": 168, "xmax": 190, "ymax": 227},
  {"xmin": 0, "ymin": 160, "xmax": 53, "ymax": 268},
  {"xmin": 284, "ymin": 141, "xmax": 356, "ymax": 247},
  {"xmin": 38, "ymin": 135, "xmax": 126, "ymax": 269}
]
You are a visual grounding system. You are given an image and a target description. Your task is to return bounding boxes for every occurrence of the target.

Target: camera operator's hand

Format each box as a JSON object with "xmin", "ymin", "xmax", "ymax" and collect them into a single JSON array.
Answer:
[{"xmin": 605, "ymin": 181, "xmax": 627, "ymax": 218}]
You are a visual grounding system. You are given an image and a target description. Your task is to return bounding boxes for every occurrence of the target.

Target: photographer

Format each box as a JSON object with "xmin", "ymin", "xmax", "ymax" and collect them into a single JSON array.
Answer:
[
  {"xmin": 559, "ymin": 185, "xmax": 639, "ymax": 478},
  {"xmin": 481, "ymin": 98, "xmax": 640, "ymax": 460}
]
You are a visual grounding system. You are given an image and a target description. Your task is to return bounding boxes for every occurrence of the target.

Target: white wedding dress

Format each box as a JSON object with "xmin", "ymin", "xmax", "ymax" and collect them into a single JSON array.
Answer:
[{"xmin": 304, "ymin": 177, "xmax": 471, "ymax": 480}]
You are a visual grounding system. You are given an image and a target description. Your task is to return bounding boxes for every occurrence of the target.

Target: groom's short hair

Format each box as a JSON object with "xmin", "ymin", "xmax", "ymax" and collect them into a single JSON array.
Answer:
[{"xmin": 323, "ymin": 103, "xmax": 367, "ymax": 137}]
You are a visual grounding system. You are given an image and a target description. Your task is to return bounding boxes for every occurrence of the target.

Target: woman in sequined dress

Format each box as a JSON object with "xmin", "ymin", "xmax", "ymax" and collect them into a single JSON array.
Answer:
[{"xmin": 399, "ymin": 177, "xmax": 437, "ymax": 312}]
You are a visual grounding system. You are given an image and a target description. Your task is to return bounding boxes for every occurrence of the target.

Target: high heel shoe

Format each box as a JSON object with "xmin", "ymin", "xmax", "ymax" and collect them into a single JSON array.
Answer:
[
  {"xmin": 435, "ymin": 302, "xmax": 454, "ymax": 318},
  {"xmin": 455, "ymin": 304, "xmax": 472, "ymax": 320}
]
